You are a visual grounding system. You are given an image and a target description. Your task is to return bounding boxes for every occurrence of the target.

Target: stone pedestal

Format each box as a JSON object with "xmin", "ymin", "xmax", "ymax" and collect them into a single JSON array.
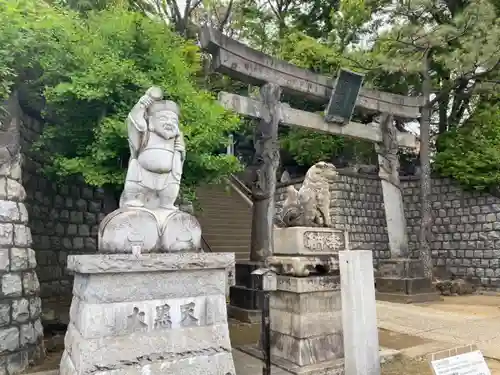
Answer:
[
  {"xmin": 268, "ymin": 227, "xmax": 346, "ymax": 276},
  {"xmin": 227, "ymin": 261, "xmax": 263, "ymax": 323},
  {"xmin": 269, "ymin": 275, "xmax": 344, "ymax": 374},
  {"xmin": 240, "ymin": 273, "xmax": 344, "ymax": 374},
  {"xmin": 244, "ymin": 227, "xmax": 346, "ymax": 374},
  {"xmin": 60, "ymin": 253, "xmax": 236, "ymax": 375},
  {"xmin": 375, "ymin": 258, "xmax": 441, "ymax": 303}
]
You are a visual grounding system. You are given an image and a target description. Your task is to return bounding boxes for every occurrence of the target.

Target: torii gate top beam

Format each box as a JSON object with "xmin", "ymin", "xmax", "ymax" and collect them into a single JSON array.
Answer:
[
  {"xmin": 200, "ymin": 27, "xmax": 424, "ymax": 120},
  {"xmin": 219, "ymin": 92, "xmax": 419, "ymax": 150}
]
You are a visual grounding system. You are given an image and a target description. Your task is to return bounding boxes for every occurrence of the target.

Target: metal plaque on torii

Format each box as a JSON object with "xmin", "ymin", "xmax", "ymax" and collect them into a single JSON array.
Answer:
[{"xmin": 325, "ymin": 69, "xmax": 364, "ymax": 125}]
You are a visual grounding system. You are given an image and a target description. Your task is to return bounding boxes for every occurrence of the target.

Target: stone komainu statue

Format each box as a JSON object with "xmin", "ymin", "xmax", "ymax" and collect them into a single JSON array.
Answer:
[{"xmin": 277, "ymin": 162, "xmax": 338, "ymax": 228}]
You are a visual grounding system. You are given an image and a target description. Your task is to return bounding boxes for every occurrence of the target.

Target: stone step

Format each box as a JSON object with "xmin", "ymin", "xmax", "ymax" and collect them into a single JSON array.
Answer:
[
  {"xmin": 203, "ymin": 230, "xmax": 251, "ymax": 236},
  {"xmin": 206, "ymin": 247, "xmax": 248, "ymax": 254},
  {"xmin": 196, "ymin": 184, "xmax": 252, "ymax": 262},
  {"xmin": 200, "ymin": 218, "xmax": 250, "ymax": 224},
  {"xmin": 197, "ymin": 208, "xmax": 250, "ymax": 215},
  {"xmin": 205, "ymin": 243, "xmax": 251, "ymax": 250},
  {"xmin": 200, "ymin": 229, "xmax": 250, "ymax": 236},
  {"xmin": 197, "ymin": 197, "xmax": 249, "ymax": 202},
  {"xmin": 203, "ymin": 237, "xmax": 251, "ymax": 244}
]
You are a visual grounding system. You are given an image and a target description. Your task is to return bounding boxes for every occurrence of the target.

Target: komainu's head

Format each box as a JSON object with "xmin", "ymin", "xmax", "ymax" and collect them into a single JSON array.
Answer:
[{"xmin": 304, "ymin": 161, "xmax": 338, "ymax": 184}]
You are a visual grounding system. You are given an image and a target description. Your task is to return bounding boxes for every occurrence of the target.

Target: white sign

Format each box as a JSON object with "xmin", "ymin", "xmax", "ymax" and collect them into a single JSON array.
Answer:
[{"xmin": 431, "ymin": 350, "xmax": 491, "ymax": 375}]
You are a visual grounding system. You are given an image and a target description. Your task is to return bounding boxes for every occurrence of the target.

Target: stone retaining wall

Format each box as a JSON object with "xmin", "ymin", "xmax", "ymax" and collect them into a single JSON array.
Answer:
[
  {"xmin": 19, "ymin": 114, "xmax": 115, "ymax": 304},
  {"xmin": 276, "ymin": 171, "xmax": 500, "ymax": 287},
  {"xmin": 403, "ymin": 177, "xmax": 500, "ymax": 288},
  {"xmin": 0, "ymin": 95, "xmax": 44, "ymax": 374},
  {"xmin": 1, "ymin": 94, "xmax": 118, "ymax": 375}
]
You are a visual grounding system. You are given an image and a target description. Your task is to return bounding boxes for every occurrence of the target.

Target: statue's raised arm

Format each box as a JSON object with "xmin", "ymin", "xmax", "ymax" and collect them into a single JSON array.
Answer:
[{"xmin": 127, "ymin": 87, "xmax": 163, "ymax": 158}]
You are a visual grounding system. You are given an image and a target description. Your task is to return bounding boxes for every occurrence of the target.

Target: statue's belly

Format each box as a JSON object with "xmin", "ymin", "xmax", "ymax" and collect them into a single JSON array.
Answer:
[{"xmin": 138, "ymin": 148, "xmax": 173, "ymax": 173}]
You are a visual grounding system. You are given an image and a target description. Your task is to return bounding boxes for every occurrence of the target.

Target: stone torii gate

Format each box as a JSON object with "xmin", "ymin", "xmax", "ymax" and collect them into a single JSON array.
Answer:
[{"xmin": 200, "ymin": 27, "xmax": 439, "ymax": 303}]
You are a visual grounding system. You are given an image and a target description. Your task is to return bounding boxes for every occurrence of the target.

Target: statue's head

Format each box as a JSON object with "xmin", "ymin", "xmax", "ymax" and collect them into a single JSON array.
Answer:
[
  {"xmin": 305, "ymin": 161, "xmax": 338, "ymax": 183},
  {"xmin": 148, "ymin": 100, "xmax": 180, "ymax": 132}
]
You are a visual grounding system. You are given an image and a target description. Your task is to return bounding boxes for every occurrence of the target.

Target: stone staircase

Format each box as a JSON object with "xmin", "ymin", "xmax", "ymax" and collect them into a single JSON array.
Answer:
[{"xmin": 196, "ymin": 179, "xmax": 252, "ymax": 261}]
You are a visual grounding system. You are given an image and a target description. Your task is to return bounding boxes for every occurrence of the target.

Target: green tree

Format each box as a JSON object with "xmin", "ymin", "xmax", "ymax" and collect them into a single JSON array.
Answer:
[
  {"xmin": 372, "ymin": 0, "xmax": 500, "ymax": 277},
  {"xmin": 0, "ymin": 0, "xmax": 241, "ymax": 198},
  {"xmin": 275, "ymin": 28, "xmax": 380, "ymax": 168},
  {"xmin": 434, "ymin": 100, "xmax": 500, "ymax": 190}
]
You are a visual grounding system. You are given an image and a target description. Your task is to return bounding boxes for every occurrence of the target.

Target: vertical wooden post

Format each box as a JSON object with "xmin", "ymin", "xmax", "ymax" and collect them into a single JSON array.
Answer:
[{"xmin": 250, "ymin": 83, "xmax": 282, "ymax": 262}]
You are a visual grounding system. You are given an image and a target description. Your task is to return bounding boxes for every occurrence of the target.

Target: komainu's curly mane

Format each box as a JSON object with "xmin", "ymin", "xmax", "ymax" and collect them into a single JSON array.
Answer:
[{"xmin": 278, "ymin": 162, "xmax": 338, "ymax": 227}]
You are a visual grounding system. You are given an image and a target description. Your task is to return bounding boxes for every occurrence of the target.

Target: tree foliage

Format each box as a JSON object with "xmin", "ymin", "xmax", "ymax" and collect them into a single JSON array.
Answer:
[
  {"xmin": 363, "ymin": 0, "xmax": 500, "ymax": 277},
  {"xmin": 372, "ymin": 0, "xmax": 500, "ymax": 134},
  {"xmin": 275, "ymin": 28, "xmax": 379, "ymax": 168},
  {"xmin": 434, "ymin": 100, "xmax": 500, "ymax": 190},
  {"xmin": 2, "ymin": 0, "xmax": 500, "ymax": 194},
  {"xmin": 0, "ymin": 0, "xmax": 241, "ymax": 195}
]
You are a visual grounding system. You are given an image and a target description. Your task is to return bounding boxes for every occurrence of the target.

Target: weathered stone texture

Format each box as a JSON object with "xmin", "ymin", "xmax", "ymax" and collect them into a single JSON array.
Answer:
[
  {"xmin": 19, "ymin": 111, "xmax": 117, "ymax": 320},
  {"xmin": 269, "ymin": 275, "xmax": 344, "ymax": 373},
  {"xmin": 61, "ymin": 253, "xmax": 236, "ymax": 375},
  {"xmin": 0, "ymin": 95, "xmax": 44, "ymax": 374},
  {"xmin": 276, "ymin": 171, "xmax": 500, "ymax": 288},
  {"xmin": 276, "ymin": 171, "xmax": 389, "ymax": 261},
  {"xmin": 403, "ymin": 176, "xmax": 500, "ymax": 288}
]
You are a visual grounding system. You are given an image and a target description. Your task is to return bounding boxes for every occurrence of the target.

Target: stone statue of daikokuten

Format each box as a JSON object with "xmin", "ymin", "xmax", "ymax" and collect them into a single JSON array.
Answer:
[
  {"xmin": 98, "ymin": 87, "xmax": 202, "ymax": 254},
  {"xmin": 120, "ymin": 86, "xmax": 185, "ymax": 209}
]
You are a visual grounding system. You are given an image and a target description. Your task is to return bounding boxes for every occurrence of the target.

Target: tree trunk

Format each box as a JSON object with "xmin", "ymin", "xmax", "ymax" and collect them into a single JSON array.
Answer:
[{"xmin": 419, "ymin": 51, "xmax": 434, "ymax": 279}]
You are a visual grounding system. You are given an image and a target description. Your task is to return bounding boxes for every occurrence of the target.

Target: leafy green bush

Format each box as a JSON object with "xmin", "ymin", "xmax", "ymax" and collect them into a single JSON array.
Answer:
[
  {"xmin": 277, "ymin": 32, "xmax": 377, "ymax": 167},
  {"xmin": 0, "ymin": 0, "xmax": 241, "ymax": 194},
  {"xmin": 434, "ymin": 102, "xmax": 500, "ymax": 190}
]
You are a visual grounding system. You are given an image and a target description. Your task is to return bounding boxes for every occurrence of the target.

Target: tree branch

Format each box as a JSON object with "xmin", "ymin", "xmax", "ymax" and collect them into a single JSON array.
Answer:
[
  {"xmin": 265, "ymin": 0, "xmax": 280, "ymax": 19},
  {"xmin": 428, "ymin": 59, "xmax": 500, "ymax": 108},
  {"xmin": 186, "ymin": 0, "xmax": 203, "ymax": 18},
  {"xmin": 166, "ymin": 0, "xmax": 182, "ymax": 23},
  {"xmin": 218, "ymin": 0, "xmax": 234, "ymax": 32}
]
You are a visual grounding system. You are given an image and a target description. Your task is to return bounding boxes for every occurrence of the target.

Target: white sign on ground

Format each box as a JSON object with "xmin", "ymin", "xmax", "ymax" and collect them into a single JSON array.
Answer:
[{"xmin": 431, "ymin": 350, "xmax": 491, "ymax": 375}]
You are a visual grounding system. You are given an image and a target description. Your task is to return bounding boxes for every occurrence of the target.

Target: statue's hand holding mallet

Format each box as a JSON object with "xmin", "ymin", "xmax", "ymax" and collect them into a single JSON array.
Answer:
[{"xmin": 138, "ymin": 86, "xmax": 163, "ymax": 108}]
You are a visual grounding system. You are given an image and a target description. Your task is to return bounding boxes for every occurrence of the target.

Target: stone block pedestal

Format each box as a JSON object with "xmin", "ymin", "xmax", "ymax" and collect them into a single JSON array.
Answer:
[
  {"xmin": 60, "ymin": 253, "xmax": 236, "ymax": 375},
  {"xmin": 375, "ymin": 258, "xmax": 442, "ymax": 303},
  {"xmin": 241, "ymin": 274, "xmax": 344, "ymax": 374},
  {"xmin": 270, "ymin": 275, "xmax": 344, "ymax": 374},
  {"xmin": 239, "ymin": 226, "xmax": 346, "ymax": 374}
]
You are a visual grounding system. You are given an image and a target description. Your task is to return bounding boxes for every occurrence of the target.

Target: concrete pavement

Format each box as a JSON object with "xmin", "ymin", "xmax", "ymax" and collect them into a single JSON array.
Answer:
[
  {"xmin": 234, "ymin": 296, "xmax": 500, "ymax": 374},
  {"xmin": 377, "ymin": 300, "xmax": 500, "ymax": 360}
]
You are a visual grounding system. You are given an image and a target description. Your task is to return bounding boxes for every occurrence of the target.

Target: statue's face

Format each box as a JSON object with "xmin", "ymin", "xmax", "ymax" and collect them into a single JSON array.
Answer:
[
  {"xmin": 152, "ymin": 110, "xmax": 179, "ymax": 132},
  {"xmin": 309, "ymin": 161, "xmax": 338, "ymax": 181}
]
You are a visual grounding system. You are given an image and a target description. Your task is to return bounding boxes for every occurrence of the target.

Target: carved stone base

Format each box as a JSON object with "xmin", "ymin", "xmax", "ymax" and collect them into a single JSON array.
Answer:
[
  {"xmin": 274, "ymin": 227, "xmax": 347, "ymax": 255},
  {"xmin": 269, "ymin": 275, "xmax": 344, "ymax": 372},
  {"xmin": 375, "ymin": 258, "xmax": 442, "ymax": 303},
  {"xmin": 269, "ymin": 227, "xmax": 346, "ymax": 276},
  {"xmin": 60, "ymin": 253, "xmax": 236, "ymax": 375},
  {"xmin": 98, "ymin": 207, "xmax": 202, "ymax": 253},
  {"xmin": 267, "ymin": 255, "xmax": 339, "ymax": 276}
]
